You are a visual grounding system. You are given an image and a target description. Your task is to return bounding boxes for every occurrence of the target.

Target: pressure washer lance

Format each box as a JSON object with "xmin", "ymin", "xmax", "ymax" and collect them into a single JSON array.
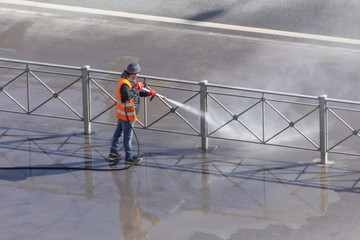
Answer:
[{"xmin": 142, "ymin": 88, "xmax": 167, "ymax": 101}]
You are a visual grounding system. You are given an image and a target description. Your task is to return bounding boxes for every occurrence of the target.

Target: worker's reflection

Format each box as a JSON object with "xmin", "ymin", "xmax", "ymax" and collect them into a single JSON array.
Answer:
[{"xmin": 111, "ymin": 167, "xmax": 159, "ymax": 240}]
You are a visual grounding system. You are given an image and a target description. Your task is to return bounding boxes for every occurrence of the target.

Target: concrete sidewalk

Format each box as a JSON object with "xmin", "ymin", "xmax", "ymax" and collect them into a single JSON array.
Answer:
[{"xmin": 0, "ymin": 114, "xmax": 359, "ymax": 240}]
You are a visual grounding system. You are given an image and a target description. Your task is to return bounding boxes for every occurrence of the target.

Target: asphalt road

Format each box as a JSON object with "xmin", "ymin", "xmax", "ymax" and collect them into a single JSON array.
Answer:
[
  {"xmin": 1, "ymin": 0, "xmax": 360, "ymax": 100},
  {"xmin": 15, "ymin": 0, "xmax": 360, "ymax": 39}
]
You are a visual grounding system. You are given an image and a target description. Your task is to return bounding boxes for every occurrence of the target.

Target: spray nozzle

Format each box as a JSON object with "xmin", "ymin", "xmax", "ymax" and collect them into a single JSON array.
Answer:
[{"xmin": 142, "ymin": 87, "xmax": 167, "ymax": 101}]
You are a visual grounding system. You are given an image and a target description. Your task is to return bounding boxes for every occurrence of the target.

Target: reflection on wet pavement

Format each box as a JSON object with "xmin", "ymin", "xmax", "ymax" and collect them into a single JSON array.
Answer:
[{"xmin": 0, "ymin": 119, "xmax": 359, "ymax": 239}]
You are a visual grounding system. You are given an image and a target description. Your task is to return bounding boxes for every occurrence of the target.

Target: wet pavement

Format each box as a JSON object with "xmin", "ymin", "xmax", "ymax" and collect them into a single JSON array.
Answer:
[
  {"xmin": 1, "ymin": 2, "xmax": 360, "ymax": 240},
  {"xmin": 1, "ymin": 113, "xmax": 360, "ymax": 240}
]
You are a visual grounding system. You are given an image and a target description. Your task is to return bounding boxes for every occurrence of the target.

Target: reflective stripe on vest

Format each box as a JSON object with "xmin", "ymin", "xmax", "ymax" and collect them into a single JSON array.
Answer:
[
  {"xmin": 116, "ymin": 78, "xmax": 136, "ymax": 121},
  {"xmin": 116, "ymin": 109, "xmax": 136, "ymax": 116},
  {"xmin": 116, "ymin": 100, "xmax": 135, "ymax": 108}
]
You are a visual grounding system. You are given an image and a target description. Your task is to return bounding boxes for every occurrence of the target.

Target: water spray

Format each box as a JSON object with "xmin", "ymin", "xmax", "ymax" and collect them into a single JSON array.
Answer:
[
  {"xmin": 141, "ymin": 86, "xmax": 208, "ymax": 117},
  {"xmin": 141, "ymin": 86, "xmax": 225, "ymax": 139}
]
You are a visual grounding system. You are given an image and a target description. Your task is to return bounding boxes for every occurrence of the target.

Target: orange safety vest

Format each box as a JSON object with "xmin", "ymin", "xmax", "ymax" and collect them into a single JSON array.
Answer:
[{"xmin": 116, "ymin": 78, "xmax": 136, "ymax": 121}]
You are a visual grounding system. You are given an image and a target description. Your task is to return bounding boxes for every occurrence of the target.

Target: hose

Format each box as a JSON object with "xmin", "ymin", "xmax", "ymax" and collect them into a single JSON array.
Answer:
[
  {"xmin": 0, "ymin": 84, "xmax": 144, "ymax": 172},
  {"xmin": 0, "ymin": 165, "xmax": 132, "ymax": 171}
]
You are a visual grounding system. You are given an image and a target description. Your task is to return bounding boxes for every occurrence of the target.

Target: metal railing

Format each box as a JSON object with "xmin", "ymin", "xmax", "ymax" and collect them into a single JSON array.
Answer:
[{"xmin": 1, "ymin": 57, "xmax": 360, "ymax": 164}]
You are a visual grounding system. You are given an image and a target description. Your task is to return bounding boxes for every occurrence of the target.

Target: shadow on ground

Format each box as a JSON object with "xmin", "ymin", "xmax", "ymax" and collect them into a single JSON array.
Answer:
[{"xmin": 0, "ymin": 121, "xmax": 360, "ymax": 239}]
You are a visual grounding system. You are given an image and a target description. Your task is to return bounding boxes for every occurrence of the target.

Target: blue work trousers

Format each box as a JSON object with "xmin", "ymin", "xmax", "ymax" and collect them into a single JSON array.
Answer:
[{"xmin": 110, "ymin": 119, "xmax": 134, "ymax": 160}]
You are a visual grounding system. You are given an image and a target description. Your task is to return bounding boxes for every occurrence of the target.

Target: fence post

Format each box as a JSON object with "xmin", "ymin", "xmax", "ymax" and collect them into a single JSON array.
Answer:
[
  {"xmin": 82, "ymin": 65, "xmax": 91, "ymax": 135},
  {"xmin": 319, "ymin": 94, "xmax": 328, "ymax": 164},
  {"xmin": 200, "ymin": 80, "xmax": 208, "ymax": 152}
]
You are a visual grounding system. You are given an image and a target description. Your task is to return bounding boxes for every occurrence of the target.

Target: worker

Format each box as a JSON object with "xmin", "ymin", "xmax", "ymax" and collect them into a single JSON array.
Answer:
[{"xmin": 109, "ymin": 62, "xmax": 156, "ymax": 165}]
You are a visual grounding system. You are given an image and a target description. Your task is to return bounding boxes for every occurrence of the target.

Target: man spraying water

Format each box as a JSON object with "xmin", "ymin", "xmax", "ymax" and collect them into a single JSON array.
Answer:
[{"xmin": 109, "ymin": 62, "xmax": 156, "ymax": 165}]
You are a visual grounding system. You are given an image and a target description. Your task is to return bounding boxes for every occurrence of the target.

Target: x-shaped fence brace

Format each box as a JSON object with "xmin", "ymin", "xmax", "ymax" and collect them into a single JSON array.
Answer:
[
  {"xmin": 327, "ymin": 106, "xmax": 360, "ymax": 153},
  {"xmin": 0, "ymin": 65, "xmax": 83, "ymax": 120},
  {"xmin": 207, "ymin": 92, "xmax": 320, "ymax": 151}
]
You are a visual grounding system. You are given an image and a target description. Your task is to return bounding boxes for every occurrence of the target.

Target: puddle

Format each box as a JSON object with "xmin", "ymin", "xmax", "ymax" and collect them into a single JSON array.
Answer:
[
  {"xmin": 138, "ymin": 158, "xmax": 342, "ymax": 239},
  {"xmin": 0, "ymin": 122, "xmax": 351, "ymax": 240}
]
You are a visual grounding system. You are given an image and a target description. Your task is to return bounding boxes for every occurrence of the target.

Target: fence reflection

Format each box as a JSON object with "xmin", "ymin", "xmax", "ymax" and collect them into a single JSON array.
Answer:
[{"xmin": 1, "ymin": 124, "xmax": 360, "ymax": 232}]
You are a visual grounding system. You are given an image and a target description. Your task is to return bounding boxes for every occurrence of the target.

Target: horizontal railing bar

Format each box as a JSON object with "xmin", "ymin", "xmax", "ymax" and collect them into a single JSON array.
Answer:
[
  {"xmin": 208, "ymin": 135, "xmax": 319, "ymax": 151},
  {"xmin": 145, "ymin": 83, "xmax": 200, "ymax": 93},
  {"xmin": 29, "ymin": 69, "xmax": 81, "ymax": 77},
  {"xmin": 329, "ymin": 151, "xmax": 360, "ymax": 156},
  {"xmin": 208, "ymin": 90, "xmax": 319, "ymax": 107},
  {"xmin": 327, "ymin": 97, "xmax": 360, "ymax": 105},
  {"xmin": 90, "ymin": 68, "xmax": 199, "ymax": 85},
  {"xmin": 86, "ymin": 76, "xmax": 118, "ymax": 83},
  {"xmin": 29, "ymin": 113, "xmax": 83, "ymax": 121},
  {"xmin": 0, "ymin": 109, "xmax": 27, "ymax": 115},
  {"xmin": 207, "ymin": 82, "xmax": 318, "ymax": 100},
  {"xmin": 327, "ymin": 105, "xmax": 360, "ymax": 113},
  {"xmin": 0, "ymin": 57, "xmax": 81, "ymax": 70},
  {"xmin": 265, "ymin": 98, "xmax": 319, "ymax": 107},
  {"xmin": 208, "ymin": 90, "xmax": 263, "ymax": 100},
  {"xmin": 132, "ymin": 127, "xmax": 200, "ymax": 137},
  {"xmin": 0, "ymin": 65, "xmax": 25, "ymax": 71},
  {"xmin": 89, "ymin": 69, "xmax": 122, "ymax": 76},
  {"xmin": 0, "ymin": 110, "xmax": 82, "ymax": 121},
  {"xmin": 139, "ymin": 75, "xmax": 199, "ymax": 85},
  {"xmin": 328, "ymin": 150, "xmax": 360, "ymax": 157}
]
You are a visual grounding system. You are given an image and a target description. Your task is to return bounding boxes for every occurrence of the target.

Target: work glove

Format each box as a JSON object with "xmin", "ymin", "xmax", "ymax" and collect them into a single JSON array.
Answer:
[
  {"xmin": 148, "ymin": 89, "xmax": 157, "ymax": 96},
  {"xmin": 134, "ymin": 82, "xmax": 144, "ymax": 89}
]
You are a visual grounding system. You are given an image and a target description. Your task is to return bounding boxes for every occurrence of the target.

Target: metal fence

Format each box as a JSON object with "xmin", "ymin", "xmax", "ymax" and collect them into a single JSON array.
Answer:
[{"xmin": 1, "ymin": 57, "xmax": 360, "ymax": 164}]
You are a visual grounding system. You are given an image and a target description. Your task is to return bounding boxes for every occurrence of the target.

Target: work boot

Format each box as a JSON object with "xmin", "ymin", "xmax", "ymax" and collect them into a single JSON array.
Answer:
[
  {"xmin": 108, "ymin": 153, "xmax": 122, "ymax": 162},
  {"xmin": 125, "ymin": 156, "xmax": 143, "ymax": 165}
]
